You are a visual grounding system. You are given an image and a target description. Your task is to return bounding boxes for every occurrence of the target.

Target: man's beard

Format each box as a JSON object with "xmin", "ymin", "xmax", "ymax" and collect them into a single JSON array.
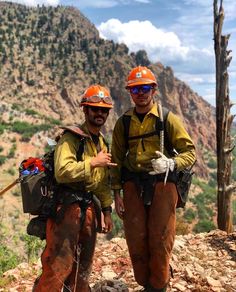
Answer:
[{"xmin": 89, "ymin": 115, "xmax": 106, "ymax": 127}]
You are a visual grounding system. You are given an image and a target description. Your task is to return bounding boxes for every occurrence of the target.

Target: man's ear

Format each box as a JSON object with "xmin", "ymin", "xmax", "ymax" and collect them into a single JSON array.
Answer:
[
  {"xmin": 83, "ymin": 106, "xmax": 88, "ymax": 114},
  {"xmin": 152, "ymin": 87, "xmax": 156, "ymax": 93}
]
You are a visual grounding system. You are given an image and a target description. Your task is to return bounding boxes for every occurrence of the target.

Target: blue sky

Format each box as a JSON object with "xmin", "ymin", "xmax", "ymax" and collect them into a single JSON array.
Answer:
[{"xmin": 3, "ymin": 0, "xmax": 236, "ymax": 114}]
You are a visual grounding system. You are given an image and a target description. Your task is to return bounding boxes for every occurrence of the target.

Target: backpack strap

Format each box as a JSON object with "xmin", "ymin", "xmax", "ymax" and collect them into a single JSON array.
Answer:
[
  {"xmin": 122, "ymin": 115, "xmax": 131, "ymax": 150},
  {"xmin": 122, "ymin": 105, "xmax": 173, "ymax": 154},
  {"xmin": 76, "ymin": 137, "xmax": 86, "ymax": 161}
]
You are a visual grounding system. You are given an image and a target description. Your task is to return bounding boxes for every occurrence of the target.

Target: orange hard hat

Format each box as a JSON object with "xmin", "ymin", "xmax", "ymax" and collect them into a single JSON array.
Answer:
[
  {"xmin": 126, "ymin": 66, "xmax": 157, "ymax": 88},
  {"xmin": 80, "ymin": 85, "xmax": 113, "ymax": 108}
]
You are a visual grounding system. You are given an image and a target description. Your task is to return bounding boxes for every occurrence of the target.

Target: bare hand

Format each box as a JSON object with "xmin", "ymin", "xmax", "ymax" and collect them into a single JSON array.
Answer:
[
  {"xmin": 102, "ymin": 212, "xmax": 113, "ymax": 233},
  {"xmin": 91, "ymin": 149, "xmax": 114, "ymax": 168},
  {"xmin": 114, "ymin": 193, "xmax": 125, "ymax": 219}
]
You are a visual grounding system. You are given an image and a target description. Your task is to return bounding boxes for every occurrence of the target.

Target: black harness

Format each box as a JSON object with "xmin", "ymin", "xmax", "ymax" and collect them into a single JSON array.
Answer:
[{"xmin": 121, "ymin": 106, "xmax": 177, "ymax": 205}]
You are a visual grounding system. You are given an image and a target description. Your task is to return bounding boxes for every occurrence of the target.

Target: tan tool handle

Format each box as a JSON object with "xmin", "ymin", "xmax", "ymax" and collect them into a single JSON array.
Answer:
[
  {"xmin": 158, "ymin": 102, "xmax": 164, "ymax": 153},
  {"xmin": 0, "ymin": 178, "xmax": 20, "ymax": 197}
]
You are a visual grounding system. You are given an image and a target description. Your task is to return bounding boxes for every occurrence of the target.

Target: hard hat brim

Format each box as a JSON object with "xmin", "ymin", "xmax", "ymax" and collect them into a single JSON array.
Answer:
[
  {"xmin": 126, "ymin": 80, "xmax": 157, "ymax": 89},
  {"xmin": 80, "ymin": 102, "xmax": 113, "ymax": 108}
]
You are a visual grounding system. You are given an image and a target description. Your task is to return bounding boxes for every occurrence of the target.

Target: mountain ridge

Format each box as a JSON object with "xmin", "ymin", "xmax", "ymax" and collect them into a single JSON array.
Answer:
[{"xmin": 0, "ymin": 2, "xmax": 216, "ymax": 179}]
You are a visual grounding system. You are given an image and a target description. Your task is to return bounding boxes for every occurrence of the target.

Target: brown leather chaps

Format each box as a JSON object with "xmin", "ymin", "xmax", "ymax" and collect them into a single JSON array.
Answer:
[
  {"xmin": 123, "ymin": 181, "xmax": 178, "ymax": 290},
  {"xmin": 34, "ymin": 203, "xmax": 96, "ymax": 292}
]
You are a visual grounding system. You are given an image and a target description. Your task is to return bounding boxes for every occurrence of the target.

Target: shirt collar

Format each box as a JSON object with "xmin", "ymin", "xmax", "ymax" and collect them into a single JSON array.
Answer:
[{"xmin": 126, "ymin": 102, "xmax": 159, "ymax": 118}]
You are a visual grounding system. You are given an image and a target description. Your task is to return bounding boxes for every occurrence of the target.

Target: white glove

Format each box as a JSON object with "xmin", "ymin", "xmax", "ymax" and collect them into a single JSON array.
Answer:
[{"xmin": 149, "ymin": 151, "xmax": 175, "ymax": 184}]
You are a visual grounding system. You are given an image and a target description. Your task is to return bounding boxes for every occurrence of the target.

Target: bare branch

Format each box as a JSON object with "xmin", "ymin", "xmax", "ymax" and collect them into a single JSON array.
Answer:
[
  {"xmin": 224, "ymin": 146, "xmax": 235, "ymax": 154},
  {"xmin": 226, "ymin": 56, "xmax": 232, "ymax": 67},
  {"xmin": 225, "ymin": 183, "xmax": 236, "ymax": 193}
]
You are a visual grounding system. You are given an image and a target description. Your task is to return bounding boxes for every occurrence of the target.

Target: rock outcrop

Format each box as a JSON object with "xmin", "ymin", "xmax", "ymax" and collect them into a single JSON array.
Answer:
[{"xmin": 2, "ymin": 230, "xmax": 235, "ymax": 291}]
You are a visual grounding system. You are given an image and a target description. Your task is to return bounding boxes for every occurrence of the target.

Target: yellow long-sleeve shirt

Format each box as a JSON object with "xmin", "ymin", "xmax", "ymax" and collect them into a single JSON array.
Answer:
[
  {"xmin": 111, "ymin": 103, "xmax": 196, "ymax": 190},
  {"xmin": 54, "ymin": 123, "xmax": 112, "ymax": 208}
]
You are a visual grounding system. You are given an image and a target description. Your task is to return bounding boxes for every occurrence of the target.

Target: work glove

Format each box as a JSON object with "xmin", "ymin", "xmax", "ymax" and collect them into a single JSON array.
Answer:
[{"xmin": 149, "ymin": 151, "xmax": 175, "ymax": 184}]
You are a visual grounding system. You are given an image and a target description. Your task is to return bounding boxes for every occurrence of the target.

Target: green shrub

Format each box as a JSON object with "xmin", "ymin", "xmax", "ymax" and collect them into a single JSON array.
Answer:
[
  {"xmin": 0, "ymin": 244, "xmax": 20, "ymax": 276},
  {"xmin": 0, "ymin": 155, "xmax": 7, "ymax": 166},
  {"xmin": 25, "ymin": 109, "xmax": 37, "ymax": 116},
  {"xmin": 193, "ymin": 220, "xmax": 216, "ymax": 233},
  {"xmin": 108, "ymin": 212, "xmax": 124, "ymax": 239},
  {"xmin": 46, "ymin": 117, "xmax": 62, "ymax": 125},
  {"xmin": 210, "ymin": 171, "xmax": 217, "ymax": 180},
  {"xmin": 21, "ymin": 234, "xmax": 45, "ymax": 262},
  {"xmin": 7, "ymin": 168, "xmax": 15, "ymax": 176},
  {"xmin": 183, "ymin": 208, "xmax": 196, "ymax": 223},
  {"xmin": 7, "ymin": 143, "xmax": 16, "ymax": 158},
  {"xmin": 11, "ymin": 103, "xmax": 21, "ymax": 111},
  {"xmin": 11, "ymin": 121, "xmax": 52, "ymax": 141},
  {"xmin": 198, "ymin": 205, "xmax": 211, "ymax": 220},
  {"xmin": 207, "ymin": 158, "xmax": 217, "ymax": 169},
  {"xmin": 0, "ymin": 124, "xmax": 7, "ymax": 135},
  {"xmin": 189, "ymin": 178, "xmax": 217, "ymax": 231},
  {"xmin": 0, "ymin": 275, "xmax": 14, "ymax": 288}
]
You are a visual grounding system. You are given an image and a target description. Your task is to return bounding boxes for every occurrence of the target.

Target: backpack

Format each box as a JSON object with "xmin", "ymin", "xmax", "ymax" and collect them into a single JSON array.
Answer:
[
  {"xmin": 19, "ymin": 126, "xmax": 88, "ymax": 239},
  {"xmin": 122, "ymin": 106, "xmax": 195, "ymax": 208}
]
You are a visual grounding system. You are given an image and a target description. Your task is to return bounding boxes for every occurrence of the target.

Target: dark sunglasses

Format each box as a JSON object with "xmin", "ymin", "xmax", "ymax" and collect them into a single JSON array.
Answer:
[
  {"xmin": 129, "ymin": 85, "xmax": 153, "ymax": 94},
  {"xmin": 89, "ymin": 106, "xmax": 110, "ymax": 114}
]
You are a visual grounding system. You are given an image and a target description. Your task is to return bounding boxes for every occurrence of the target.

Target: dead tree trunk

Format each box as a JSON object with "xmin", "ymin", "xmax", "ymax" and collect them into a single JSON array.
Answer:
[{"xmin": 214, "ymin": 0, "xmax": 235, "ymax": 233}]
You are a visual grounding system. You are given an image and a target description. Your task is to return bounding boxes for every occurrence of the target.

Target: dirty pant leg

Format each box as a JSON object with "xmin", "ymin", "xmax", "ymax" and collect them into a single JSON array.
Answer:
[
  {"xmin": 148, "ymin": 182, "xmax": 178, "ymax": 289},
  {"xmin": 34, "ymin": 203, "xmax": 83, "ymax": 292},
  {"xmin": 123, "ymin": 181, "xmax": 149, "ymax": 287},
  {"xmin": 64, "ymin": 205, "xmax": 97, "ymax": 292}
]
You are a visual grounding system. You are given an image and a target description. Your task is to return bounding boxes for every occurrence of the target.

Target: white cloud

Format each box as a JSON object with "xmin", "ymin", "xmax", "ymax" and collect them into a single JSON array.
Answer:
[
  {"xmin": 2, "ymin": 0, "xmax": 59, "ymax": 6},
  {"xmin": 98, "ymin": 18, "xmax": 214, "ymax": 74},
  {"xmin": 98, "ymin": 19, "xmax": 189, "ymax": 60}
]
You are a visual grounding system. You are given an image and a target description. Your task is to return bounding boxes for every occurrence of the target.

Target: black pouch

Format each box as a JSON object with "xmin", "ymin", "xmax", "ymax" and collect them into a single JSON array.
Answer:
[
  {"xmin": 27, "ymin": 216, "xmax": 47, "ymax": 240},
  {"xmin": 21, "ymin": 172, "xmax": 48, "ymax": 215},
  {"xmin": 176, "ymin": 168, "xmax": 194, "ymax": 208},
  {"xmin": 21, "ymin": 172, "xmax": 56, "ymax": 216}
]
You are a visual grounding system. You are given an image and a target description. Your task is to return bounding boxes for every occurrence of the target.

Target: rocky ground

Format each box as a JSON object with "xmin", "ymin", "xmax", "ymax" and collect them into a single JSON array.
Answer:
[{"xmin": 1, "ymin": 230, "xmax": 236, "ymax": 292}]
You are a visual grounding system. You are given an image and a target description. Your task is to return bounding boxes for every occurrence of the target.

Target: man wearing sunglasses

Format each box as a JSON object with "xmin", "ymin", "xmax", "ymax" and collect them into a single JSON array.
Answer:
[
  {"xmin": 34, "ymin": 85, "xmax": 116, "ymax": 292},
  {"xmin": 111, "ymin": 66, "xmax": 196, "ymax": 291}
]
